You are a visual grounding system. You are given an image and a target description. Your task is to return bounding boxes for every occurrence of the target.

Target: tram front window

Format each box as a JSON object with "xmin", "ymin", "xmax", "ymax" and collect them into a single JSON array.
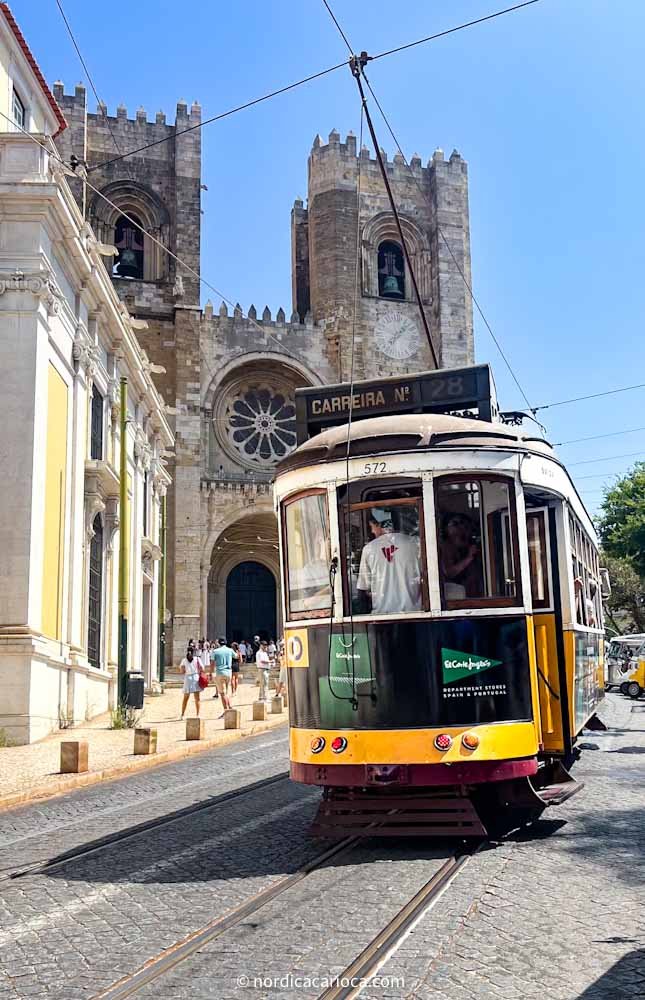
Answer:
[
  {"xmin": 436, "ymin": 477, "xmax": 520, "ymax": 608},
  {"xmin": 344, "ymin": 499, "xmax": 424, "ymax": 615},
  {"xmin": 283, "ymin": 491, "xmax": 332, "ymax": 618}
]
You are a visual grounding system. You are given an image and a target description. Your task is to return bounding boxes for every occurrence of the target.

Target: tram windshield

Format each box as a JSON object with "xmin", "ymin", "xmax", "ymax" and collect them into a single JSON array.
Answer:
[
  {"xmin": 283, "ymin": 491, "xmax": 332, "ymax": 618},
  {"xmin": 435, "ymin": 476, "xmax": 520, "ymax": 608},
  {"xmin": 341, "ymin": 485, "xmax": 425, "ymax": 616}
]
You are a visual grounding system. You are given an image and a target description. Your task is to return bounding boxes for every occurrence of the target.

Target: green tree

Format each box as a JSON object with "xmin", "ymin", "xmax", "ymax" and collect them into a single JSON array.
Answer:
[
  {"xmin": 597, "ymin": 462, "xmax": 645, "ymax": 578},
  {"xmin": 601, "ymin": 552, "xmax": 645, "ymax": 634}
]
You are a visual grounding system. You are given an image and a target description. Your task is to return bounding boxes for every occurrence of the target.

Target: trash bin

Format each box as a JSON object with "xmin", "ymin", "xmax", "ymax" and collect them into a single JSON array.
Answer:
[{"xmin": 125, "ymin": 671, "xmax": 144, "ymax": 709}]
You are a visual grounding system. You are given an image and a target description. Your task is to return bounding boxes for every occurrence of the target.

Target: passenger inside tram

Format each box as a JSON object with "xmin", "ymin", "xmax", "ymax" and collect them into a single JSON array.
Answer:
[
  {"xmin": 439, "ymin": 512, "xmax": 484, "ymax": 600},
  {"xmin": 355, "ymin": 506, "xmax": 422, "ymax": 615},
  {"xmin": 436, "ymin": 478, "xmax": 517, "ymax": 605}
]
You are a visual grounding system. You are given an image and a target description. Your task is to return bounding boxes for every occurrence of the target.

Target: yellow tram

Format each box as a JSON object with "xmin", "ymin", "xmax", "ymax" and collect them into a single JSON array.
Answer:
[{"xmin": 275, "ymin": 365, "xmax": 605, "ymax": 836}]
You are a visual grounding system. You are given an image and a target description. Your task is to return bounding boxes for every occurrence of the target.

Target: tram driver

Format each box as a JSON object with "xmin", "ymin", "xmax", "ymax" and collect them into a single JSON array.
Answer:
[{"xmin": 356, "ymin": 507, "xmax": 422, "ymax": 615}]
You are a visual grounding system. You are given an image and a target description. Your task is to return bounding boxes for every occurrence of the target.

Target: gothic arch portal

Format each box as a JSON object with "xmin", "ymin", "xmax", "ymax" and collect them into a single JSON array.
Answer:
[
  {"xmin": 361, "ymin": 212, "xmax": 432, "ymax": 303},
  {"xmin": 88, "ymin": 181, "xmax": 171, "ymax": 282}
]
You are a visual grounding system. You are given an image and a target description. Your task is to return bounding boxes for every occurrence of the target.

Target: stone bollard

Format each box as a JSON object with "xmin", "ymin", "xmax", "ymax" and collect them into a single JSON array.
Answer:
[
  {"xmin": 60, "ymin": 740, "xmax": 88, "ymax": 774},
  {"xmin": 224, "ymin": 708, "xmax": 241, "ymax": 729},
  {"xmin": 186, "ymin": 718, "xmax": 205, "ymax": 741},
  {"xmin": 271, "ymin": 696, "xmax": 284, "ymax": 714},
  {"xmin": 252, "ymin": 700, "xmax": 268, "ymax": 721},
  {"xmin": 134, "ymin": 727, "xmax": 157, "ymax": 755}
]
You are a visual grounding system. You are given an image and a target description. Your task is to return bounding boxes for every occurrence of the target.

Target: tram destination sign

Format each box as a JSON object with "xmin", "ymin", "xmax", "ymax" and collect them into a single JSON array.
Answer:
[{"xmin": 295, "ymin": 364, "xmax": 498, "ymax": 443}]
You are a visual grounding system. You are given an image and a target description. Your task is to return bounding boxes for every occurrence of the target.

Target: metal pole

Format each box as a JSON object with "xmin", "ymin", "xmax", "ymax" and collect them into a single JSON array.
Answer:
[
  {"xmin": 349, "ymin": 55, "xmax": 439, "ymax": 369},
  {"xmin": 158, "ymin": 492, "xmax": 166, "ymax": 683},
  {"xmin": 118, "ymin": 377, "xmax": 129, "ymax": 702}
]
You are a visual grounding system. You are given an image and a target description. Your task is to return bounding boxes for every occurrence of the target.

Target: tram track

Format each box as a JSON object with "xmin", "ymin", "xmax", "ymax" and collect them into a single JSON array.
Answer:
[
  {"xmin": 317, "ymin": 851, "xmax": 474, "ymax": 1000},
  {"xmin": 92, "ymin": 833, "xmax": 363, "ymax": 1000},
  {"xmin": 89, "ymin": 833, "xmax": 480, "ymax": 1000},
  {"xmin": 0, "ymin": 771, "xmax": 289, "ymax": 883}
]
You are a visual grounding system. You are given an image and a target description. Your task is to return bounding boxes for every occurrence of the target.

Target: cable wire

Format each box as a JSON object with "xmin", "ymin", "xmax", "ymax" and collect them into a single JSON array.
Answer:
[
  {"xmin": 569, "ymin": 450, "xmax": 645, "ymax": 467},
  {"xmin": 361, "ymin": 70, "xmax": 532, "ymax": 409},
  {"xmin": 87, "ymin": 1, "xmax": 542, "ymax": 174},
  {"xmin": 88, "ymin": 60, "xmax": 346, "ymax": 173},
  {"xmin": 0, "ymin": 109, "xmax": 308, "ymax": 394},
  {"xmin": 370, "ymin": 0, "xmax": 542, "ymax": 62},
  {"xmin": 556, "ymin": 426, "xmax": 645, "ymax": 447},
  {"xmin": 54, "ymin": 0, "xmax": 134, "ymax": 181},
  {"xmin": 529, "ymin": 381, "xmax": 645, "ymax": 413}
]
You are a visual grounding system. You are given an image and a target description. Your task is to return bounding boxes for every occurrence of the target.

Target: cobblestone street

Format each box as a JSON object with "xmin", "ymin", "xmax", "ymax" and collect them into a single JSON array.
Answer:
[{"xmin": 0, "ymin": 694, "xmax": 644, "ymax": 999}]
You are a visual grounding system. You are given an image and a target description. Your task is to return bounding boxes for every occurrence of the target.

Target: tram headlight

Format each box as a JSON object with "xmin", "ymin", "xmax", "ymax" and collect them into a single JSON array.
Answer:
[
  {"xmin": 331, "ymin": 736, "xmax": 347, "ymax": 754},
  {"xmin": 311, "ymin": 736, "xmax": 325, "ymax": 754},
  {"xmin": 433, "ymin": 733, "xmax": 453, "ymax": 751},
  {"xmin": 462, "ymin": 732, "xmax": 480, "ymax": 750}
]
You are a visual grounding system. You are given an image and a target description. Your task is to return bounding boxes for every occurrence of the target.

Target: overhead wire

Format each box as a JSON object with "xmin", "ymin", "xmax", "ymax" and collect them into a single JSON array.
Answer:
[
  {"xmin": 569, "ymin": 450, "xmax": 645, "ymax": 467},
  {"xmin": 525, "ymin": 381, "xmax": 645, "ymax": 413},
  {"xmin": 556, "ymin": 426, "xmax": 645, "ymax": 447},
  {"xmin": 360, "ymin": 70, "xmax": 532, "ymax": 410},
  {"xmin": 0, "ymin": 108, "xmax": 310, "ymax": 414},
  {"xmin": 87, "ymin": 0, "xmax": 543, "ymax": 174},
  {"xmin": 54, "ymin": 0, "xmax": 134, "ymax": 184},
  {"xmin": 319, "ymin": 0, "xmax": 529, "ymax": 404}
]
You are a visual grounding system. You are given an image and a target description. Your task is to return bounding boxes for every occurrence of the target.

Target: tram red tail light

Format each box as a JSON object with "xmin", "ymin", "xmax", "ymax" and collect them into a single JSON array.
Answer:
[
  {"xmin": 462, "ymin": 733, "xmax": 480, "ymax": 750},
  {"xmin": 311, "ymin": 737, "xmax": 325, "ymax": 754},
  {"xmin": 331, "ymin": 736, "xmax": 347, "ymax": 754},
  {"xmin": 434, "ymin": 733, "xmax": 452, "ymax": 751}
]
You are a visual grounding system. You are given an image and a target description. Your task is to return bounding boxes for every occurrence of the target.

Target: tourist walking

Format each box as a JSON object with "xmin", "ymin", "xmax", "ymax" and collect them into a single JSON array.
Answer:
[
  {"xmin": 180, "ymin": 648, "xmax": 201, "ymax": 719},
  {"xmin": 212, "ymin": 637, "xmax": 233, "ymax": 715},
  {"xmin": 255, "ymin": 640, "xmax": 271, "ymax": 701},
  {"xmin": 275, "ymin": 638, "xmax": 287, "ymax": 700},
  {"xmin": 231, "ymin": 641, "xmax": 242, "ymax": 694}
]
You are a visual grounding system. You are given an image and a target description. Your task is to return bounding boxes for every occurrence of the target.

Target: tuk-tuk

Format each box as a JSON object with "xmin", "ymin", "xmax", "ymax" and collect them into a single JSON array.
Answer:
[{"xmin": 606, "ymin": 635, "xmax": 645, "ymax": 693}]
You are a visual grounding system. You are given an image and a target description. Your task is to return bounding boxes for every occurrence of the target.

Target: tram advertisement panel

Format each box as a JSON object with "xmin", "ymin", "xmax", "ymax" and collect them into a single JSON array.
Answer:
[
  {"xmin": 574, "ymin": 632, "xmax": 603, "ymax": 731},
  {"xmin": 288, "ymin": 617, "xmax": 532, "ymax": 730}
]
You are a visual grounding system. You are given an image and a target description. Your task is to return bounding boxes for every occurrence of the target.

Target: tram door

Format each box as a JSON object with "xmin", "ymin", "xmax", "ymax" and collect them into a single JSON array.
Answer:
[{"xmin": 526, "ymin": 508, "xmax": 564, "ymax": 753}]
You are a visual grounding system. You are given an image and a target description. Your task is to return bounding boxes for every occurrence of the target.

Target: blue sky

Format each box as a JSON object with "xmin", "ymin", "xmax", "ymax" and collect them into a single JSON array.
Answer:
[{"xmin": 18, "ymin": 0, "xmax": 644, "ymax": 514}]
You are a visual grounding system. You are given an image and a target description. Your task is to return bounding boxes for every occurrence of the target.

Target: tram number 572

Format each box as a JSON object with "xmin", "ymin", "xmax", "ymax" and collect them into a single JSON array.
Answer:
[{"xmin": 362, "ymin": 462, "xmax": 387, "ymax": 475}]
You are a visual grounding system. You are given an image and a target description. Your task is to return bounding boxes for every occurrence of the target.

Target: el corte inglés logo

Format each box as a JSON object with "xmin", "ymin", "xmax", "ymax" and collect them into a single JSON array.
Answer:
[{"xmin": 441, "ymin": 647, "xmax": 502, "ymax": 684}]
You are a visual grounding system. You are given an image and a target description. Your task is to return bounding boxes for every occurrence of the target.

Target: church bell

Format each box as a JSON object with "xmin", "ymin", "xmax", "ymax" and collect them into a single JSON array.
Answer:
[
  {"xmin": 116, "ymin": 248, "xmax": 139, "ymax": 279},
  {"xmin": 382, "ymin": 274, "xmax": 402, "ymax": 297}
]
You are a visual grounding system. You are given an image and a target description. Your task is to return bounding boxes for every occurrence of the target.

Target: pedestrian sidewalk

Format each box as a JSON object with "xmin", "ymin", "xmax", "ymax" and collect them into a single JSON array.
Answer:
[{"xmin": 0, "ymin": 678, "xmax": 287, "ymax": 812}]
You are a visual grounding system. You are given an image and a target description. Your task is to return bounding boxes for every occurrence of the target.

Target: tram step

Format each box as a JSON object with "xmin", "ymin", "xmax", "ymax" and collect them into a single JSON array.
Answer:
[
  {"xmin": 310, "ymin": 792, "xmax": 486, "ymax": 838},
  {"xmin": 536, "ymin": 779, "xmax": 584, "ymax": 806}
]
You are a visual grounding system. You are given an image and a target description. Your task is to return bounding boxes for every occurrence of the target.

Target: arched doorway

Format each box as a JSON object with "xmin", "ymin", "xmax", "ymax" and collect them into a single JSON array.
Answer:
[{"xmin": 226, "ymin": 561, "xmax": 276, "ymax": 643}]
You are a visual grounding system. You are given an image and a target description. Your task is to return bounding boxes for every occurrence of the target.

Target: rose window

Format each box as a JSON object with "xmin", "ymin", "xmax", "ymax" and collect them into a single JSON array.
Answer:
[{"xmin": 225, "ymin": 385, "xmax": 297, "ymax": 466}]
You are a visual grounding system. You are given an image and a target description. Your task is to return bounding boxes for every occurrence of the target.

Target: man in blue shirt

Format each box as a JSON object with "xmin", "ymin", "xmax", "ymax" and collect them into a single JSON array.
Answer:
[{"xmin": 212, "ymin": 637, "xmax": 233, "ymax": 714}]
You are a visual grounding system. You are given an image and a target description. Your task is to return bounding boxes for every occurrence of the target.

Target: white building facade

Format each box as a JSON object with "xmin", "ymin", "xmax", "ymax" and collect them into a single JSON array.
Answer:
[{"xmin": 0, "ymin": 5, "xmax": 173, "ymax": 743}]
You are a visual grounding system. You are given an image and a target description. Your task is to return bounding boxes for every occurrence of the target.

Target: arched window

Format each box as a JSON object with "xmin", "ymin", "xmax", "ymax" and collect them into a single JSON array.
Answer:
[
  {"xmin": 378, "ymin": 240, "xmax": 405, "ymax": 299},
  {"xmin": 113, "ymin": 214, "xmax": 144, "ymax": 280},
  {"xmin": 87, "ymin": 515, "xmax": 103, "ymax": 668}
]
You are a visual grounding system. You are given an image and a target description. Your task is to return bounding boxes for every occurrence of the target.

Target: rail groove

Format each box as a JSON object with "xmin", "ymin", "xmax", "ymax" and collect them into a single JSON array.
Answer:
[{"xmin": 0, "ymin": 771, "xmax": 289, "ymax": 883}]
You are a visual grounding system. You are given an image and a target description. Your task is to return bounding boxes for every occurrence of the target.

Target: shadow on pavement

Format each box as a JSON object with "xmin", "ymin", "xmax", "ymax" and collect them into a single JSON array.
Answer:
[{"xmin": 576, "ymin": 948, "xmax": 645, "ymax": 998}]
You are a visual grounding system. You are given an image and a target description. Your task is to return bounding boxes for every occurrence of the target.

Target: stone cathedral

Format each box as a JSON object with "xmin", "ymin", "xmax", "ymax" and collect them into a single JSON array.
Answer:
[{"xmin": 53, "ymin": 83, "xmax": 474, "ymax": 664}]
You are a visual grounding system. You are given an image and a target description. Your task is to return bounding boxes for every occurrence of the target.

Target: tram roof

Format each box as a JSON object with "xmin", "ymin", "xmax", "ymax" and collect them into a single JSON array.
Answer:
[{"xmin": 276, "ymin": 412, "xmax": 554, "ymax": 473}]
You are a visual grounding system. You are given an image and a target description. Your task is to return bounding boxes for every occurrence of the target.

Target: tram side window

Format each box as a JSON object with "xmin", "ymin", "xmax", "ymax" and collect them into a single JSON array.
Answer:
[
  {"xmin": 282, "ymin": 492, "xmax": 332, "ymax": 619},
  {"xmin": 436, "ymin": 477, "xmax": 520, "ymax": 608},
  {"xmin": 526, "ymin": 510, "xmax": 550, "ymax": 609},
  {"xmin": 569, "ymin": 512, "xmax": 601, "ymax": 628},
  {"xmin": 342, "ymin": 495, "xmax": 425, "ymax": 616}
]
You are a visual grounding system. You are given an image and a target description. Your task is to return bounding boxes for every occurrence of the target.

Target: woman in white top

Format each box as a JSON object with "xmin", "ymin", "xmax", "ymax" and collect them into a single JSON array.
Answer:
[{"xmin": 180, "ymin": 648, "xmax": 201, "ymax": 719}]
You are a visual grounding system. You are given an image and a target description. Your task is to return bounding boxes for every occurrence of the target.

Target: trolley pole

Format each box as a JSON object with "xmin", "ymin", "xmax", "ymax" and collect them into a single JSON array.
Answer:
[
  {"xmin": 118, "ymin": 377, "xmax": 129, "ymax": 702},
  {"xmin": 158, "ymin": 491, "xmax": 166, "ymax": 683}
]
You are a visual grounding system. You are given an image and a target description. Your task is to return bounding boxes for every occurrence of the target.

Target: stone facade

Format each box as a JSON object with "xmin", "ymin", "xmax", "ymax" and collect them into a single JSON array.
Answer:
[{"xmin": 53, "ymin": 93, "xmax": 474, "ymax": 663}]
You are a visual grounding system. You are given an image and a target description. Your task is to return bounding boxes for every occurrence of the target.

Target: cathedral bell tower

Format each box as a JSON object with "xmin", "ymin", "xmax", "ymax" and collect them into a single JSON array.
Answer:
[{"xmin": 291, "ymin": 130, "xmax": 474, "ymax": 380}]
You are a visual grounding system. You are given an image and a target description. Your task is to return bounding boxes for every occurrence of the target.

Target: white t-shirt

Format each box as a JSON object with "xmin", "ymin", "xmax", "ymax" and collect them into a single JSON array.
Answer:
[
  {"xmin": 256, "ymin": 649, "xmax": 270, "ymax": 670},
  {"xmin": 357, "ymin": 531, "xmax": 422, "ymax": 615},
  {"xmin": 180, "ymin": 656, "xmax": 199, "ymax": 677}
]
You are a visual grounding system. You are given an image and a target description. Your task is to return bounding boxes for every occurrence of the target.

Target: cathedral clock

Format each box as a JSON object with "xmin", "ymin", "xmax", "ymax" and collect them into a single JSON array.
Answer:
[{"xmin": 374, "ymin": 310, "xmax": 419, "ymax": 360}]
